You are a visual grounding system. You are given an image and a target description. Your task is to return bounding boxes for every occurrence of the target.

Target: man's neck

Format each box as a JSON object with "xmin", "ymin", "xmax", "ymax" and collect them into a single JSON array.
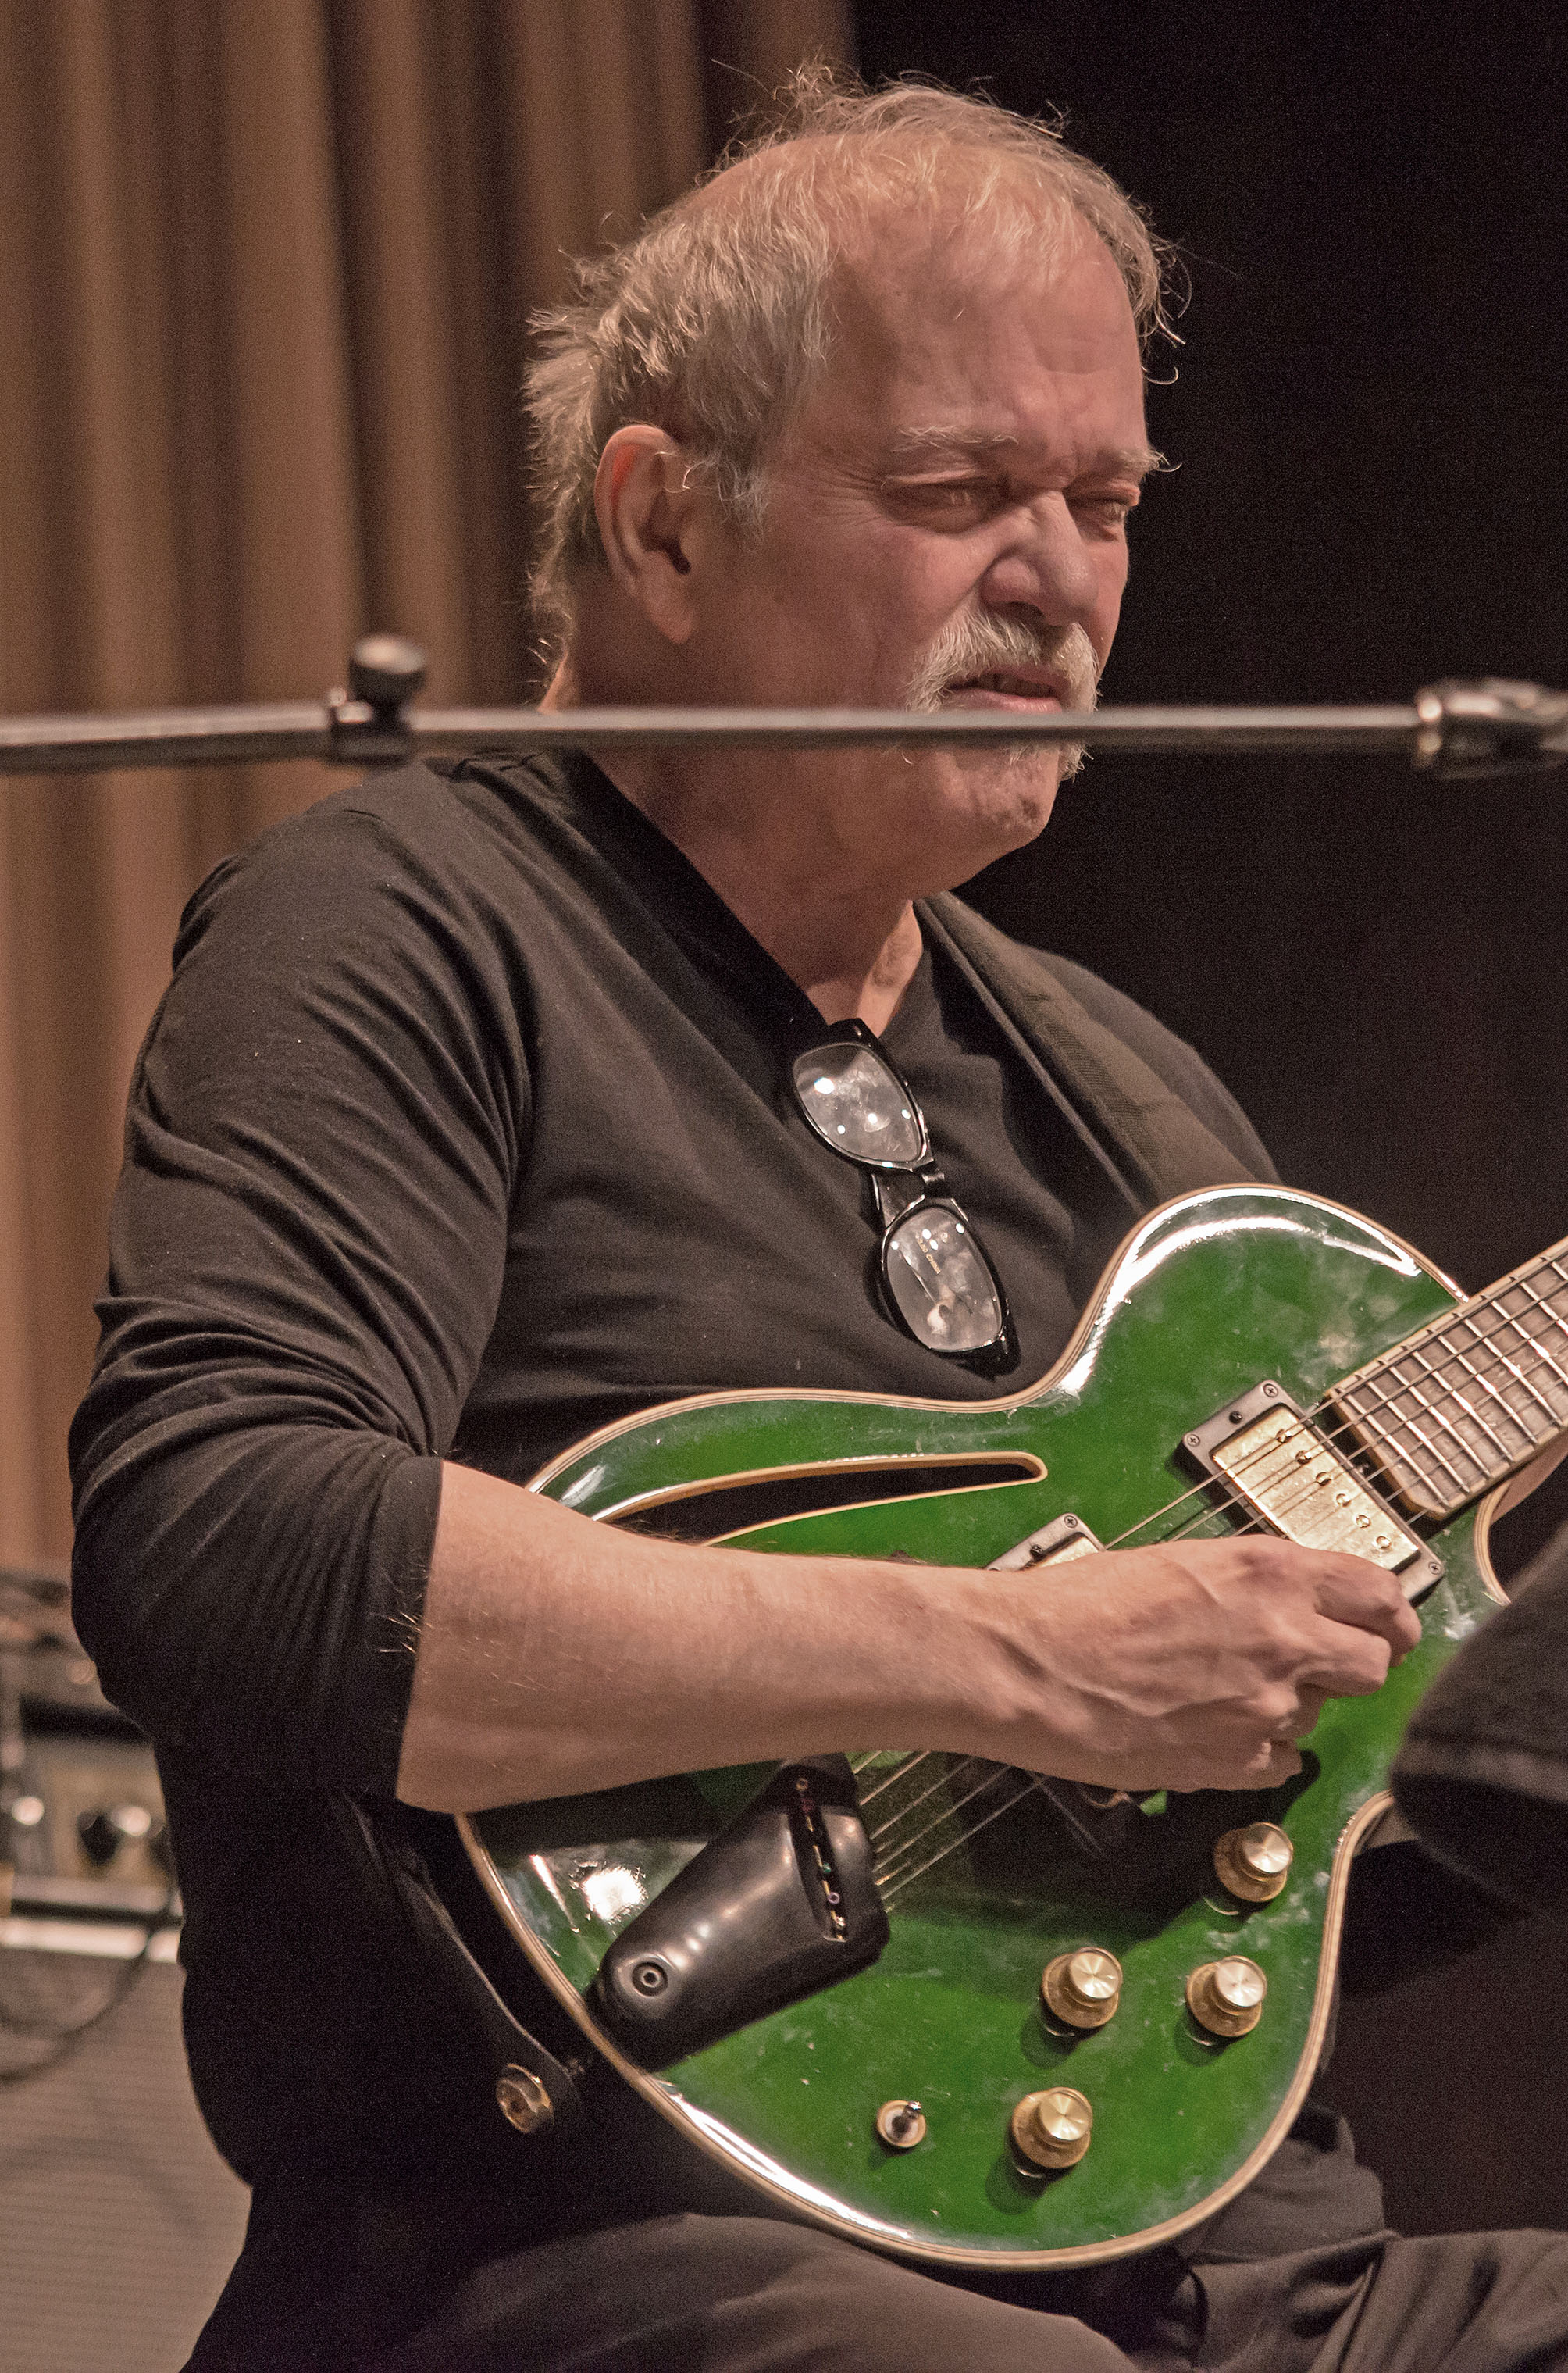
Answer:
[{"xmin": 542, "ymin": 658, "xmax": 925, "ymax": 1031}]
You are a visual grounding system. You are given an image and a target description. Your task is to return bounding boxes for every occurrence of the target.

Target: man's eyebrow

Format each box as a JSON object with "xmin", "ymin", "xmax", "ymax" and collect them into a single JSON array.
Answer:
[{"xmin": 882, "ymin": 431, "xmax": 1165, "ymax": 483}]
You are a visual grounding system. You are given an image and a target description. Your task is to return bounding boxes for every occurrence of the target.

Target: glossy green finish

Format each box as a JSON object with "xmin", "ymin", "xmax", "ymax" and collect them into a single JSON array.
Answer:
[{"xmin": 469, "ymin": 1188, "xmax": 1498, "ymax": 2265}]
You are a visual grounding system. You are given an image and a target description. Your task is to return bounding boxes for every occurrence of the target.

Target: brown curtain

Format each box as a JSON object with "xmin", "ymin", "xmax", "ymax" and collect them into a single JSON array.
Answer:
[{"xmin": 0, "ymin": 0, "xmax": 853, "ymax": 1567}]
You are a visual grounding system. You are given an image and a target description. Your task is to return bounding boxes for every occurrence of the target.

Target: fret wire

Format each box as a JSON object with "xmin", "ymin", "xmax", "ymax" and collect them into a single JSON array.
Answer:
[
  {"xmin": 1417, "ymin": 1356, "xmax": 1517, "ymax": 1461},
  {"xmin": 1373, "ymin": 1363, "xmax": 1477, "ymax": 1486},
  {"xmin": 1370, "ymin": 1373, "xmax": 1475, "ymax": 1495},
  {"xmin": 874, "ymin": 1766, "xmax": 1023, "ymax": 1887},
  {"xmin": 878, "ymin": 1775, "xmax": 1039, "ymax": 1901},
  {"xmin": 1346, "ymin": 1254, "xmax": 1568, "ymax": 1415},
  {"xmin": 1447, "ymin": 1309, "xmax": 1552, "ymax": 1426},
  {"xmin": 1503, "ymin": 1281, "xmax": 1568, "ymax": 1394},
  {"xmin": 868, "ymin": 1755, "xmax": 989, "ymax": 1843},
  {"xmin": 1338, "ymin": 1380, "xmax": 1406, "ymax": 1439},
  {"xmin": 1449, "ymin": 1364, "xmax": 1535, "ymax": 1454},
  {"xmin": 1435, "ymin": 1312, "xmax": 1538, "ymax": 1422},
  {"xmin": 1470, "ymin": 1299, "xmax": 1568, "ymax": 1411},
  {"xmin": 1400, "ymin": 1342, "xmax": 1503, "ymax": 1476},
  {"xmin": 1336, "ymin": 1380, "xmax": 1397, "ymax": 1429},
  {"xmin": 1369, "ymin": 1318, "xmax": 1548, "ymax": 1486},
  {"xmin": 1335, "ymin": 1397, "xmax": 1440, "ymax": 1501},
  {"xmin": 1331, "ymin": 1376, "xmax": 1435, "ymax": 1490},
  {"xmin": 1334, "ymin": 1369, "xmax": 1455, "ymax": 1500},
  {"xmin": 1470, "ymin": 1331, "xmax": 1563, "ymax": 1429},
  {"xmin": 1515, "ymin": 1254, "xmax": 1568, "ymax": 1308},
  {"xmin": 1431, "ymin": 1306, "xmax": 1568, "ymax": 1444},
  {"xmin": 1467, "ymin": 1278, "xmax": 1568, "ymax": 1388}
]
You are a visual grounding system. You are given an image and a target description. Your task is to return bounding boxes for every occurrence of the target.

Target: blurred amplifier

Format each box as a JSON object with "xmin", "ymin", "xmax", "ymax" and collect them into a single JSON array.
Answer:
[
  {"xmin": 2, "ymin": 1566, "xmax": 180, "ymax": 1964},
  {"xmin": 0, "ymin": 1567, "xmax": 248, "ymax": 2373}
]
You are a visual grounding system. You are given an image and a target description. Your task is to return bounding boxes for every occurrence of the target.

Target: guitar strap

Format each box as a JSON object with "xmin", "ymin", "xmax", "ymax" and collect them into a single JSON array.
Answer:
[{"xmin": 920, "ymin": 893, "xmax": 1264, "ymax": 1214}]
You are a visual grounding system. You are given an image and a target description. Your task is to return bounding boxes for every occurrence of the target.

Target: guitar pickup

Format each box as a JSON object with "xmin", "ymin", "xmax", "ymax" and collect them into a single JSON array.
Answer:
[{"xmin": 1182, "ymin": 1383, "xmax": 1441, "ymax": 1597}]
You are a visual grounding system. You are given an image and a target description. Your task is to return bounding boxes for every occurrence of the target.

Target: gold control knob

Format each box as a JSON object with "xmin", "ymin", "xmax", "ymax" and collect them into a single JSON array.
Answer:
[
  {"xmin": 1042, "ymin": 1946, "xmax": 1124, "ymax": 2030},
  {"xmin": 875, "ymin": 2099, "xmax": 927, "ymax": 2150},
  {"xmin": 495, "ymin": 2064, "xmax": 554, "ymax": 2134},
  {"xmin": 1213, "ymin": 1822, "xmax": 1294, "ymax": 1904},
  {"xmin": 1186, "ymin": 1956, "xmax": 1267, "ymax": 2037},
  {"xmin": 1010, "ymin": 2086, "xmax": 1093, "ymax": 2172}
]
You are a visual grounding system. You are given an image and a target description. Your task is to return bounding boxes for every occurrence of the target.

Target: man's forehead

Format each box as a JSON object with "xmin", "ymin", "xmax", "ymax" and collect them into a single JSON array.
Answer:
[{"xmin": 814, "ymin": 227, "xmax": 1147, "ymax": 439}]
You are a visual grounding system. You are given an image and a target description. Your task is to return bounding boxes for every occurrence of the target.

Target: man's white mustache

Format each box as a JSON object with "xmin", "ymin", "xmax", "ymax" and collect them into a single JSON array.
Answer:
[{"xmin": 903, "ymin": 618, "xmax": 1101, "ymax": 715}]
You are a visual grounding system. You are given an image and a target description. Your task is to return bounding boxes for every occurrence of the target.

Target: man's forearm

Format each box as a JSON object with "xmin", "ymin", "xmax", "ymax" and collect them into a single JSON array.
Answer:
[
  {"xmin": 394, "ymin": 1461, "xmax": 1010, "ymax": 1812},
  {"xmin": 394, "ymin": 1459, "xmax": 1423, "ymax": 1814}
]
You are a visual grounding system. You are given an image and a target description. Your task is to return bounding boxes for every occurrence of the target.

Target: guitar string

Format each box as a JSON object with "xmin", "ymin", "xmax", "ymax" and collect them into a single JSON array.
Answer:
[
  {"xmin": 857, "ymin": 1453, "xmax": 1388, "ymax": 1889},
  {"xmin": 864, "ymin": 1480, "xmax": 1278, "ymax": 1882},
  {"xmin": 1121, "ymin": 1297, "xmax": 1568, "ymax": 1550},
  {"xmin": 857, "ymin": 1417, "xmax": 1433, "ymax": 1890},
  {"xmin": 873, "ymin": 1767, "xmax": 1025, "ymax": 1883},
  {"xmin": 1079, "ymin": 1287, "xmax": 1568, "ymax": 1558},
  {"xmin": 873, "ymin": 1766, "xmax": 1030, "ymax": 1889},
  {"xmin": 865, "ymin": 1436, "xmax": 1464, "ymax": 1899},
  {"xmin": 878, "ymin": 1775, "xmax": 1040, "ymax": 1904},
  {"xmin": 878, "ymin": 1793, "xmax": 1035, "ymax": 1904},
  {"xmin": 860, "ymin": 1458, "xmax": 1393, "ymax": 1900},
  {"xmin": 855, "ymin": 1751, "xmax": 947, "ymax": 1807},
  {"xmin": 851, "ymin": 1304, "xmax": 1568, "ymax": 1899},
  {"xmin": 864, "ymin": 1754, "xmax": 989, "ymax": 1840}
]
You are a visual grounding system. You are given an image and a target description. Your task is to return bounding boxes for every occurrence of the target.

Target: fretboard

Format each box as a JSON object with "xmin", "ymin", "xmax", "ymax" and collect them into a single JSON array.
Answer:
[{"xmin": 1329, "ymin": 1237, "xmax": 1568, "ymax": 1520}]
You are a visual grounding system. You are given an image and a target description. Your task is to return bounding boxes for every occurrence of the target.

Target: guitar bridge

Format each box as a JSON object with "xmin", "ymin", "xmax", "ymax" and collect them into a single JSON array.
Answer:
[
  {"xmin": 988, "ymin": 1512, "xmax": 1103, "ymax": 1570},
  {"xmin": 1182, "ymin": 1383, "xmax": 1442, "ymax": 1597}
]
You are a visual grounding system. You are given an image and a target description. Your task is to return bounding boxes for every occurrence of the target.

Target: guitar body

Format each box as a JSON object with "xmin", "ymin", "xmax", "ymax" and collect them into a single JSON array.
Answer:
[{"xmin": 461, "ymin": 1186, "xmax": 1506, "ymax": 2268}]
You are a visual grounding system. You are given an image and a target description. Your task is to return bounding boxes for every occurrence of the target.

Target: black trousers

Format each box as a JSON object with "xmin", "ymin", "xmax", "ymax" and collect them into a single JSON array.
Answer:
[{"xmin": 187, "ymin": 2105, "xmax": 1568, "ymax": 2372}]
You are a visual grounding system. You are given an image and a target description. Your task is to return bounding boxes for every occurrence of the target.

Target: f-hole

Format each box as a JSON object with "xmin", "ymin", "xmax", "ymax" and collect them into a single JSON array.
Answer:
[{"xmin": 614, "ymin": 1457, "xmax": 1041, "ymax": 1544}]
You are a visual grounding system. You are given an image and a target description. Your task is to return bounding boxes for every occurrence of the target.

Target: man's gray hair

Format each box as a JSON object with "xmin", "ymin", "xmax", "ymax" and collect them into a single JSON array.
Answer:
[{"xmin": 526, "ymin": 71, "xmax": 1167, "ymax": 655}]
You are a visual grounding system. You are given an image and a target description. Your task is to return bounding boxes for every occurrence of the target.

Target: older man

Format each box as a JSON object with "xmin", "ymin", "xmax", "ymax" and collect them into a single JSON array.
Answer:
[{"xmin": 69, "ymin": 76, "xmax": 1565, "ymax": 2373}]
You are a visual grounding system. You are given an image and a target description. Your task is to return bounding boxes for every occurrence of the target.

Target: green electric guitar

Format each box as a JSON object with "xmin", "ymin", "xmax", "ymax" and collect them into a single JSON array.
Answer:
[{"xmin": 460, "ymin": 1184, "xmax": 1568, "ymax": 2271}]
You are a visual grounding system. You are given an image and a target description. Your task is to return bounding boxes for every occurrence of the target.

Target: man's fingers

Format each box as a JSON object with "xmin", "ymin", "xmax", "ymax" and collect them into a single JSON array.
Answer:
[
  {"xmin": 1299, "ymin": 1618, "xmax": 1393, "ymax": 1698},
  {"xmin": 1310, "ymin": 1557, "xmax": 1423, "ymax": 1656},
  {"xmin": 1289, "ymin": 1684, "xmax": 1328, "ymax": 1739}
]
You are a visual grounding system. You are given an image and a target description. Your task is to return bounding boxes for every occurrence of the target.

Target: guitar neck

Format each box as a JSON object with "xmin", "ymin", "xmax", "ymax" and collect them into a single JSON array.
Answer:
[{"xmin": 1330, "ymin": 1236, "xmax": 1568, "ymax": 1521}]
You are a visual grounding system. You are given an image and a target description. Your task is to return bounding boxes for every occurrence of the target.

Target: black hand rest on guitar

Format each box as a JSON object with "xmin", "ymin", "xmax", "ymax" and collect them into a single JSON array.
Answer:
[{"xmin": 591, "ymin": 1754, "xmax": 889, "ymax": 2068}]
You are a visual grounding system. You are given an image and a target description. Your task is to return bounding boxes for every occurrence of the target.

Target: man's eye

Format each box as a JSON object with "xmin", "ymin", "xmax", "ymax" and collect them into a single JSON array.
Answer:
[
  {"xmin": 885, "ymin": 479, "xmax": 993, "ymax": 513},
  {"xmin": 1074, "ymin": 495, "xmax": 1136, "ymax": 528}
]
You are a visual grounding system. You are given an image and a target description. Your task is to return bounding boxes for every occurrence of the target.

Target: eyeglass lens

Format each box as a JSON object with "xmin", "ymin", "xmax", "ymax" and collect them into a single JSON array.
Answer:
[
  {"xmin": 790, "ymin": 1044, "xmax": 925, "ymax": 1166},
  {"xmin": 882, "ymin": 1204, "xmax": 1005, "ymax": 1354}
]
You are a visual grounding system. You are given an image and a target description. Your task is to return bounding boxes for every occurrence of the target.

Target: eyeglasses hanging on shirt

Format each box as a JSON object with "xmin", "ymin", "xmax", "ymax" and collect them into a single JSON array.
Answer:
[{"xmin": 787, "ymin": 1022, "xmax": 1014, "ymax": 1369}]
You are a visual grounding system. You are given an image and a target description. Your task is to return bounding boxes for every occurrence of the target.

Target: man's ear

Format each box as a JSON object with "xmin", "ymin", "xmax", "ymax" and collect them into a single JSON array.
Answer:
[{"xmin": 592, "ymin": 426, "xmax": 706, "ymax": 645}]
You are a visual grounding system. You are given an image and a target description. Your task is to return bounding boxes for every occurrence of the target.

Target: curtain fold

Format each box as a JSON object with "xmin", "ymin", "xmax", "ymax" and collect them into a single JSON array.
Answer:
[{"xmin": 0, "ymin": 0, "xmax": 853, "ymax": 1562}]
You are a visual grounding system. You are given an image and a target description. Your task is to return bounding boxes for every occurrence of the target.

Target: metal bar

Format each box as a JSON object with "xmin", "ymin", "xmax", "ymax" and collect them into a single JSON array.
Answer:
[
  {"xmin": 0, "ymin": 698, "xmax": 1425, "ymax": 776},
  {"xmin": 0, "ymin": 1914, "xmax": 180, "ymax": 1961},
  {"xmin": 7, "ymin": 1872, "xmax": 178, "ymax": 1923}
]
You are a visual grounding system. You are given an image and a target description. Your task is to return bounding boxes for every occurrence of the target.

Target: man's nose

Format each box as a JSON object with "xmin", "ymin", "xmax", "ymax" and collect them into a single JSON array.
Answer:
[{"xmin": 976, "ymin": 492, "xmax": 1101, "ymax": 625}]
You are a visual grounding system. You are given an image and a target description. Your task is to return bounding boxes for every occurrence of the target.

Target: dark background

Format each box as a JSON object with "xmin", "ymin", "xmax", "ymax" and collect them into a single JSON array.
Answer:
[
  {"xmin": 852, "ymin": 0, "xmax": 1568, "ymax": 2236},
  {"xmin": 855, "ymin": 0, "xmax": 1567, "ymax": 1304}
]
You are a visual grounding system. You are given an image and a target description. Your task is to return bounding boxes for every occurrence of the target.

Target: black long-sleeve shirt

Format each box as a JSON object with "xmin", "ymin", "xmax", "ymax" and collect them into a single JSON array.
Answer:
[{"xmin": 69, "ymin": 750, "xmax": 1274, "ymax": 2197}]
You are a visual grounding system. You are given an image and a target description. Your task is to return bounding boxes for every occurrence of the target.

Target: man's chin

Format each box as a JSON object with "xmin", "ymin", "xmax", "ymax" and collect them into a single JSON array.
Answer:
[{"xmin": 938, "ymin": 752, "xmax": 1064, "ymax": 862}]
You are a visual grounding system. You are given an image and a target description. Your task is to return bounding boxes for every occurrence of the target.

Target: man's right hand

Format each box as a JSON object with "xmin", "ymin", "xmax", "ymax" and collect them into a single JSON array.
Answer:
[{"xmin": 979, "ymin": 1536, "xmax": 1424, "ymax": 1793}]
